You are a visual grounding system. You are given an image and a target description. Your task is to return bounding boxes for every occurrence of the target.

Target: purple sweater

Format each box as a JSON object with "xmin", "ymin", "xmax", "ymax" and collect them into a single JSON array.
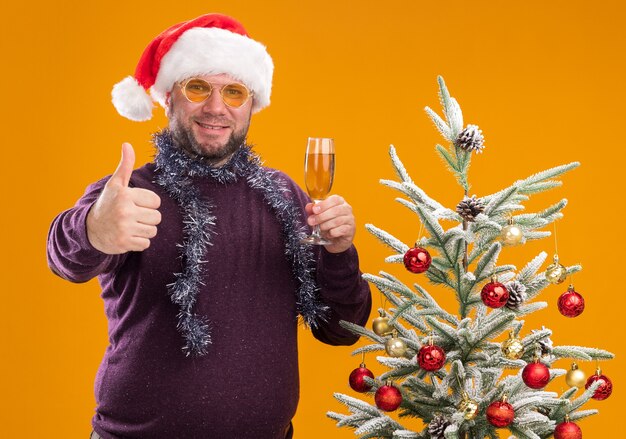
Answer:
[{"xmin": 47, "ymin": 161, "xmax": 371, "ymax": 439}]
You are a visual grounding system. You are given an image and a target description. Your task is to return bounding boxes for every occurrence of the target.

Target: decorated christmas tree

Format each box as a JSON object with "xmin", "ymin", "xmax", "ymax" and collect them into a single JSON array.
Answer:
[{"xmin": 327, "ymin": 77, "xmax": 614, "ymax": 438}]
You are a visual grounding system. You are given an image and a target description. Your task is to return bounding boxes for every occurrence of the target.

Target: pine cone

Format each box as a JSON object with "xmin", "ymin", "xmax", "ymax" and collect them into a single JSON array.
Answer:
[
  {"xmin": 538, "ymin": 338, "xmax": 553, "ymax": 356},
  {"xmin": 505, "ymin": 281, "xmax": 528, "ymax": 309},
  {"xmin": 531, "ymin": 326, "xmax": 554, "ymax": 355},
  {"xmin": 428, "ymin": 415, "xmax": 450, "ymax": 439},
  {"xmin": 456, "ymin": 195, "xmax": 485, "ymax": 222},
  {"xmin": 455, "ymin": 124, "xmax": 485, "ymax": 153}
]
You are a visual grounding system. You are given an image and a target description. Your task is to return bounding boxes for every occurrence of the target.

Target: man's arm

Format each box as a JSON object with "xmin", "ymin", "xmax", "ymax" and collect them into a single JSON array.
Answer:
[
  {"xmin": 47, "ymin": 177, "xmax": 126, "ymax": 283},
  {"xmin": 277, "ymin": 171, "xmax": 372, "ymax": 345},
  {"xmin": 47, "ymin": 143, "xmax": 161, "ymax": 283},
  {"xmin": 311, "ymin": 245, "xmax": 372, "ymax": 345}
]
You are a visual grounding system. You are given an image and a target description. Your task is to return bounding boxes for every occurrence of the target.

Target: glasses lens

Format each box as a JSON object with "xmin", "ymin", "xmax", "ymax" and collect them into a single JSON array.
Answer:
[
  {"xmin": 221, "ymin": 83, "xmax": 250, "ymax": 107},
  {"xmin": 183, "ymin": 79, "xmax": 212, "ymax": 102}
]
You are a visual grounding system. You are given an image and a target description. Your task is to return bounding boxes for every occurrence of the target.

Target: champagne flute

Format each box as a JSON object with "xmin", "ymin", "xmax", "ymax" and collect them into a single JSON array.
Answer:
[{"xmin": 301, "ymin": 137, "xmax": 335, "ymax": 245}]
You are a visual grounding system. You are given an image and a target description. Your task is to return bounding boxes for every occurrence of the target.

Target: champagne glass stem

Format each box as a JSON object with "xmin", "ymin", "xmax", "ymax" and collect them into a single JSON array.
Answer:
[
  {"xmin": 310, "ymin": 200, "xmax": 326, "ymax": 242},
  {"xmin": 311, "ymin": 209, "xmax": 323, "ymax": 240},
  {"xmin": 301, "ymin": 200, "xmax": 331, "ymax": 245},
  {"xmin": 312, "ymin": 225, "xmax": 323, "ymax": 240}
]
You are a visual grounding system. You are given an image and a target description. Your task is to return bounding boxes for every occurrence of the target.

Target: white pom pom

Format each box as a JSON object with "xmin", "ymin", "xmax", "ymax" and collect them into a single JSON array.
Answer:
[{"xmin": 111, "ymin": 76, "xmax": 154, "ymax": 121}]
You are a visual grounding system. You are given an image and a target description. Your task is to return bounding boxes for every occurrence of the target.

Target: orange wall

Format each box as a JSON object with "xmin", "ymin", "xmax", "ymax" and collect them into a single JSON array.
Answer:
[{"xmin": 2, "ymin": 0, "xmax": 624, "ymax": 437}]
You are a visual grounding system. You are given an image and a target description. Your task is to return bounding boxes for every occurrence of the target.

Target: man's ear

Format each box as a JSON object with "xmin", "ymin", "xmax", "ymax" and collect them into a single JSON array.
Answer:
[{"xmin": 165, "ymin": 92, "xmax": 171, "ymax": 117}]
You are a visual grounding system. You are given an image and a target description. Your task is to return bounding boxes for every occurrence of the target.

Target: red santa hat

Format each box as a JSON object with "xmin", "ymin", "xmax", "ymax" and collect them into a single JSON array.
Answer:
[{"xmin": 112, "ymin": 14, "xmax": 274, "ymax": 121}]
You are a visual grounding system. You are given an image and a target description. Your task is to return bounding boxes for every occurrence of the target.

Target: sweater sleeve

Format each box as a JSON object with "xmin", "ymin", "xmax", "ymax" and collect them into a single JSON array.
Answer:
[
  {"xmin": 312, "ymin": 245, "xmax": 372, "ymax": 345},
  {"xmin": 274, "ymin": 170, "xmax": 372, "ymax": 346},
  {"xmin": 46, "ymin": 176, "xmax": 127, "ymax": 283}
]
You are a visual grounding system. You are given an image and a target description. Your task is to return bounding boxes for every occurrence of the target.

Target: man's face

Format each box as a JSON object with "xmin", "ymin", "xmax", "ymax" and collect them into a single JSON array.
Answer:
[{"xmin": 167, "ymin": 73, "xmax": 253, "ymax": 165}]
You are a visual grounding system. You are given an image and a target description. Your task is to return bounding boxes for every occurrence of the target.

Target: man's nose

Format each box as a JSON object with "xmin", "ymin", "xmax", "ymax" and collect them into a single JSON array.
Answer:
[{"xmin": 201, "ymin": 89, "xmax": 227, "ymax": 115}]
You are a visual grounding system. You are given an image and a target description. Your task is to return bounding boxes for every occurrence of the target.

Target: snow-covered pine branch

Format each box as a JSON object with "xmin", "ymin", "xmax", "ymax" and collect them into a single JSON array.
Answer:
[
  {"xmin": 389, "ymin": 144, "xmax": 413, "ymax": 184},
  {"xmin": 333, "ymin": 393, "xmax": 382, "ymax": 417},
  {"xmin": 365, "ymin": 224, "xmax": 409, "ymax": 254},
  {"xmin": 551, "ymin": 346, "xmax": 615, "ymax": 362},
  {"xmin": 482, "ymin": 163, "xmax": 579, "ymax": 206},
  {"xmin": 552, "ymin": 380, "xmax": 601, "ymax": 418},
  {"xmin": 339, "ymin": 320, "xmax": 385, "ymax": 344},
  {"xmin": 435, "ymin": 143, "xmax": 459, "ymax": 172},
  {"xmin": 362, "ymin": 273, "xmax": 424, "ymax": 303},
  {"xmin": 525, "ymin": 264, "xmax": 582, "ymax": 300},
  {"xmin": 517, "ymin": 252, "xmax": 548, "ymax": 284},
  {"xmin": 351, "ymin": 344, "xmax": 386, "ymax": 356},
  {"xmin": 354, "ymin": 416, "xmax": 393, "ymax": 435},
  {"xmin": 568, "ymin": 409, "xmax": 598, "ymax": 422},
  {"xmin": 425, "ymin": 107, "xmax": 453, "ymax": 142},
  {"xmin": 517, "ymin": 162, "xmax": 580, "ymax": 188},
  {"xmin": 520, "ymin": 180, "xmax": 562, "ymax": 194},
  {"xmin": 392, "ymin": 430, "xmax": 420, "ymax": 438},
  {"xmin": 437, "ymin": 76, "xmax": 464, "ymax": 138}
]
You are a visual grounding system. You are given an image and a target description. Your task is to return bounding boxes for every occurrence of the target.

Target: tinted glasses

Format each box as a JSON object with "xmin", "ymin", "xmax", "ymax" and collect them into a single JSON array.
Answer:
[{"xmin": 178, "ymin": 78, "xmax": 253, "ymax": 108}]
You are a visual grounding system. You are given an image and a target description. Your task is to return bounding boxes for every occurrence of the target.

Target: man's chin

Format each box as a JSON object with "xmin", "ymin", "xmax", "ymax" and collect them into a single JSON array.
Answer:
[
  {"xmin": 195, "ymin": 142, "xmax": 224, "ymax": 154},
  {"xmin": 191, "ymin": 140, "xmax": 242, "ymax": 164}
]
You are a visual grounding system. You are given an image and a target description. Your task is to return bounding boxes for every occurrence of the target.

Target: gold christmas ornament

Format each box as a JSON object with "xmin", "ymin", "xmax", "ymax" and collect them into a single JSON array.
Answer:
[
  {"xmin": 545, "ymin": 254, "xmax": 567, "ymax": 284},
  {"xmin": 460, "ymin": 393, "xmax": 479, "ymax": 420},
  {"xmin": 501, "ymin": 332, "xmax": 525, "ymax": 360},
  {"xmin": 566, "ymin": 362, "xmax": 587, "ymax": 388},
  {"xmin": 501, "ymin": 218, "xmax": 523, "ymax": 246},
  {"xmin": 385, "ymin": 333, "xmax": 407, "ymax": 357},
  {"xmin": 372, "ymin": 310, "xmax": 392, "ymax": 336}
]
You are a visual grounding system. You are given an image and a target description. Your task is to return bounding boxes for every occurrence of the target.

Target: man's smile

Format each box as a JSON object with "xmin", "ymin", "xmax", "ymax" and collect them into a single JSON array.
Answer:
[{"xmin": 195, "ymin": 121, "xmax": 230, "ymax": 132}]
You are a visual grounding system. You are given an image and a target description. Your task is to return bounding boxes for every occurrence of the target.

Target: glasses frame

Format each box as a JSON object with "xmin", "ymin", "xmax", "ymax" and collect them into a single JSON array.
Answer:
[{"xmin": 178, "ymin": 78, "xmax": 254, "ymax": 108}]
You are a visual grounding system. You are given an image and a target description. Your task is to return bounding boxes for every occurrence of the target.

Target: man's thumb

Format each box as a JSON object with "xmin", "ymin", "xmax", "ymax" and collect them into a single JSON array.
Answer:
[{"xmin": 110, "ymin": 142, "xmax": 135, "ymax": 187}]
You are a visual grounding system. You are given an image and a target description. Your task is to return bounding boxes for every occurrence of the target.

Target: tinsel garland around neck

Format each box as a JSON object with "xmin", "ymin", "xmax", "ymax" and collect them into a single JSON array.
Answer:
[{"xmin": 152, "ymin": 130, "xmax": 328, "ymax": 356}]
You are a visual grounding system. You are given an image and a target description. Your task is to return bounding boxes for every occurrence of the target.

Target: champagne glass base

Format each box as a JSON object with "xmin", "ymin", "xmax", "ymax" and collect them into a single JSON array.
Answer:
[{"xmin": 300, "ymin": 235, "xmax": 332, "ymax": 245}]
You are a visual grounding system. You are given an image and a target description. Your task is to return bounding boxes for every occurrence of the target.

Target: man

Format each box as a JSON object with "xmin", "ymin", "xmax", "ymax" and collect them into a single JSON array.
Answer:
[{"xmin": 46, "ymin": 13, "xmax": 371, "ymax": 439}]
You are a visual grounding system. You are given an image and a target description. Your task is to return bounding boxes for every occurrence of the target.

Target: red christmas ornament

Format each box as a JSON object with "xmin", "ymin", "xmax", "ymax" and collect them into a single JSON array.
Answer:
[
  {"xmin": 403, "ymin": 246, "xmax": 431, "ymax": 273},
  {"xmin": 557, "ymin": 286, "xmax": 585, "ymax": 318},
  {"xmin": 486, "ymin": 398, "xmax": 515, "ymax": 427},
  {"xmin": 480, "ymin": 277, "xmax": 509, "ymax": 308},
  {"xmin": 585, "ymin": 369, "xmax": 613, "ymax": 400},
  {"xmin": 348, "ymin": 363, "xmax": 375, "ymax": 393},
  {"xmin": 554, "ymin": 417, "xmax": 583, "ymax": 439},
  {"xmin": 522, "ymin": 360, "xmax": 551, "ymax": 389},
  {"xmin": 417, "ymin": 341, "xmax": 446, "ymax": 371},
  {"xmin": 374, "ymin": 382, "xmax": 402, "ymax": 411}
]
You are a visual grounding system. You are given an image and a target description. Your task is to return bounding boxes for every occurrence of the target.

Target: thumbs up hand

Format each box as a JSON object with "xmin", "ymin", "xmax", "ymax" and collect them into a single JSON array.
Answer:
[{"xmin": 86, "ymin": 143, "xmax": 162, "ymax": 254}]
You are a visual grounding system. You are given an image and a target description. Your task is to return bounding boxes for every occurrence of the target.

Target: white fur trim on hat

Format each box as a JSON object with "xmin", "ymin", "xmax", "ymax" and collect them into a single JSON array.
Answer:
[
  {"xmin": 152, "ymin": 27, "xmax": 273, "ymax": 114},
  {"xmin": 111, "ymin": 76, "xmax": 155, "ymax": 121}
]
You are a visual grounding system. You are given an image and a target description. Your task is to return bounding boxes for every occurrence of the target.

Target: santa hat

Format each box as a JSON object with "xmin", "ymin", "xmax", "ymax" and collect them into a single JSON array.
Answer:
[{"xmin": 112, "ymin": 14, "xmax": 274, "ymax": 121}]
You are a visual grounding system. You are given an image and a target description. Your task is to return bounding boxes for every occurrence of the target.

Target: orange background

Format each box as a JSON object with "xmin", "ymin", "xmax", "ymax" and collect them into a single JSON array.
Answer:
[{"xmin": 2, "ymin": 0, "xmax": 624, "ymax": 437}]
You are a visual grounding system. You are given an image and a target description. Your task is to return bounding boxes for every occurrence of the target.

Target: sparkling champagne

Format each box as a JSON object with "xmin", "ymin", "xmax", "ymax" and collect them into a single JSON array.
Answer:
[{"xmin": 305, "ymin": 152, "xmax": 335, "ymax": 201}]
